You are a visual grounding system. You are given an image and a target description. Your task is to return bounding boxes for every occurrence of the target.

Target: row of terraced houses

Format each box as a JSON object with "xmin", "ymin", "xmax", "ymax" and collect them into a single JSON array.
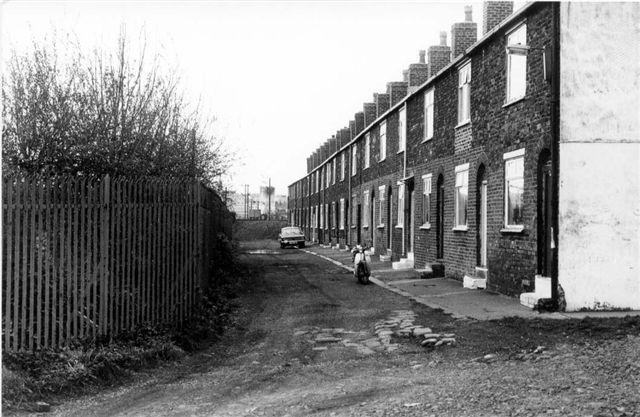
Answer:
[{"xmin": 288, "ymin": 2, "xmax": 640, "ymax": 312}]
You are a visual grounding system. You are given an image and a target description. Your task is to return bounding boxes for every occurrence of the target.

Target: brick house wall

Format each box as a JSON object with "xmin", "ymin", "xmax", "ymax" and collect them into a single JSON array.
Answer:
[{"xmin": 289, "ymin": 2, "xmax": 555, "ymax": 297}]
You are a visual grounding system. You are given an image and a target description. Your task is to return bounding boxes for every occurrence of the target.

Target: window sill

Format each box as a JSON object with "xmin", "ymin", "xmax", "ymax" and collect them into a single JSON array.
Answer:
[
  {"xmin": 397, "ymin": 149, "xmax": 405, "ymax": 154},
  {"xmin": 500, "ymin": 226, "xmax": 526, "ymax": 234},
  {"xmin": 351, "ymin": 225, "xmax": 357, "ymax": 229},
  {"xmin": 363, "ymin": 225, "xmax": 369, "ymax": 230},
  {"xmin": 452, "ymin": 225, "xmax": 468, "ymax": 232},
  {"xmin": 421, "ymin": 137, "xmax": 433, "ymax": 144},
  {"xmin": 364, "ymin": 166, "xmax": 370, "ymax": 170},
  {"xmin": 377, "ymin": 224, "xmax": 385, "ymax": 229},
  {"xmin": 339, "ymin": 228, "xmax": 345, "ymax": 231},
  {"xmin": 455, "ymin": 120, "xmax": 471, "ymax": 129},
  {"xmin": 395, "ymin": 225, "xmax": 404, "ymax": 229},
  {"xmin": 503, "ymin": 96, "xmax": 526, "ymax": 108},
  {"xmin": 379, "ymin": 157, "xmax": 386, "ymax": 163},
  {"xmin": 420, "ymin": 222, "xmax": 431, "ymax": 230}
]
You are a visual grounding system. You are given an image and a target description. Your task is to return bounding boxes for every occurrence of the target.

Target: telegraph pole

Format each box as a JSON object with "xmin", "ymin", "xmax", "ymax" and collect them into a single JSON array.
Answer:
[{"xmin": 268, "ymin": 177, "xmax": 271, "ymax": 220}]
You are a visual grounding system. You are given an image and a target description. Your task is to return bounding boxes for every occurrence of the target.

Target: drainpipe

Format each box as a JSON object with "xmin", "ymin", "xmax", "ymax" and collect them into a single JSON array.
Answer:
[{"xmin": 550, "ymin": 2, "xmax": 560, "ymax": 307}]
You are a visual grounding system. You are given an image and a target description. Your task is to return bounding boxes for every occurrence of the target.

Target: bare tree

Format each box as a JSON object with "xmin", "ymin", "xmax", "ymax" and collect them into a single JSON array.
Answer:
[{"xmin": 2, "ymin": 31, "xmax": 232, "ymax": 186}]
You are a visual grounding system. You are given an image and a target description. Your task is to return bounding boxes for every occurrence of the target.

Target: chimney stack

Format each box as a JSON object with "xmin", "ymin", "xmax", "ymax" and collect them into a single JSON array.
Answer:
[
  {"xmin": 419, "ymin": 50, "xmax": 426, "ymax": 64},
  {"xmin": 354, "ymin": 112, "xmax": 365, "ymax": 135},
  {"xmin": 307, "ymin": 156, "xmax": 312, "ymax": 174},
  {"xmin": 363, "ymin": 102, "xmax": 377, "ymax": 127},
  {"xmin": 349, "ymin": 120, "xmax": 356, "ymax": 139},
  {"xmin": 386, "ymin": 81, "xmax": 408, "ymax": 106},
  {"xmin": 428, "ymin": 31, "xmax": 452, "ymax": 77},
  {"xmin": 451, "ymin": 5, "xmax": 478, "ymax": 59},
  {"xmin": 374, "ymin": 93, "xmax": 390, "ymax": 117},
  {"xmin": 482, "ymin": 1, "xmax": 514, "ymax": 35},
  {"xmin": 408, "ymin": 51, "xmax": 430, "ymax": 92}
]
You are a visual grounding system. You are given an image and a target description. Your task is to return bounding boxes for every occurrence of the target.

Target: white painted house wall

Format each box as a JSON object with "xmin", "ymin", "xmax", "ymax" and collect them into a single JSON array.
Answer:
[{"xmin": 559, "ymin": 2, "xmax": 640, "ymax": 310}]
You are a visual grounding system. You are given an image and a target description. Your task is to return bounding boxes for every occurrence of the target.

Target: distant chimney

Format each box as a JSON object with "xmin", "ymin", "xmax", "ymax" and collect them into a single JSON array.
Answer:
[
  {"xmin": 374, "ymin": 93, "xmax": 390, "ymax": 117},
  {"xmin": 419, "ymin": 50, "xmax": 426, "ymax": 64},
  {"xmin": 363, "ymin": 102, "xmax": 377, "ymax": 127},
  {"xmin": 428, "ymin": 31, "xmax": 452, "ymax": 77},
  {"xmin": 483, "ymin": 1, "xmax": 513, "ymax": 34},
  {"xmin": 408, "ymin": 51, "xmax": 429, "ymax": 91},
  {"xmin": 451, "ymin": 5, "xmax": 478, "ymax": 58},
  {"xmin": 341, "ymin": 127, "xmax": 351, "ymax": 145},
  {"xmin": 312, "ymin": 150, "xmax": 318, "ymax": 169},
  {"xmin": 330, "ymin": 136, "xmax": 337, "ymax": 154},
  {"xmin": 306, "ymin": 156, "xmax": 312, "ymax": 173},
  {"xmin": 354, "ymin": 112, "xmax": 365, "ymax": 135},
  {"xmin": 402, "ymin": 70, "xmax": 409, "ymax": 83},
  {"xmin": 386, "ymin": 81, "xmax": 408, "ymax": 106},
  {"xmin": 349, "ymin": 120, "xmax": 356, "ymax": 139}
]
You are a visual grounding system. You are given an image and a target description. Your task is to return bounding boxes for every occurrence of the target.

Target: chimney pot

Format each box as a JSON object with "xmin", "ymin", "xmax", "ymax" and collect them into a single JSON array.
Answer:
[
  {"xmin": 419, "ymin": 50, "xmax": 426, "ymax": 63},
  {"xmin": 402, "ymin": 70, "xmax": 409, "ymax": 82},
  {"xmin": 440, "ymin": 31, "xmax": 447, "ymax": 46},
  {"xmin": 465, "ymin": 5, "xmax": 473, "ymax": 22}
]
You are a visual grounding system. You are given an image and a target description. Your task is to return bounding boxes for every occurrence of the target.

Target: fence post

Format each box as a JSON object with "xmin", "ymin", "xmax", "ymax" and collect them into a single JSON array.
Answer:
[{"xmin": 100, "ymin": 175, "xmax": 110, "ymax": 336}]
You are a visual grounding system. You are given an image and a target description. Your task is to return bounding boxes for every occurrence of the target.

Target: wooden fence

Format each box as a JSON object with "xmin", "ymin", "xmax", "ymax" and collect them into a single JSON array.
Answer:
[{"xmin": 2, "ymin": 175, "xmax": 233, "ymax": 352}]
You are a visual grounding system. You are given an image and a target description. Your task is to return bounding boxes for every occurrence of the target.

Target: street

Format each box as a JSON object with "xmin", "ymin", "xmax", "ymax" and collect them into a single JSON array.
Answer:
[{"xmin": 49, "ymin": 240, "xmax": 639, "ymax": 417}]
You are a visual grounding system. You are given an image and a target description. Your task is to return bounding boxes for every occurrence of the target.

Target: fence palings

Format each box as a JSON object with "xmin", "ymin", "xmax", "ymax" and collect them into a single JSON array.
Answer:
[{"xmin": 2, "ymin": 175, "xmax": 232, "ymax": 351}]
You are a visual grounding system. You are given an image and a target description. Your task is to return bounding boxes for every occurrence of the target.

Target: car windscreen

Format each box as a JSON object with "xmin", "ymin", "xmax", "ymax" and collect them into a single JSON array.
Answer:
[{"xmin": 281, "ymin": 227, "xmax": 303, "ymax": 237}]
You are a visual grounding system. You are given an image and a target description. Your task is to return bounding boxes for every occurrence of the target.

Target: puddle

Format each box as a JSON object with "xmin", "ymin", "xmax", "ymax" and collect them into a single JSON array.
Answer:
[{"xmin": 245, "ymin": 249, "xmax": 282, "ymax": 255}]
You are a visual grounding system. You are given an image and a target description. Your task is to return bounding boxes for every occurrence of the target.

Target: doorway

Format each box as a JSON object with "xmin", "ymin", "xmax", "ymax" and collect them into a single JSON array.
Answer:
[
  {"xmin": 370, "ymin": 191, "xmax": 376, "ymax": 248},
  {"xmin": 408, "ymin": 186, "xmax": 415, "ymax": 258},
  {"xmin": 538, "ymin": 150, "xmax": 555, "ymax": 277},
  {"xmin": 387, "ymin": 187, "xmax": 392, "ymax": 251},
  {"xmin": 476, "ymin": 165, "xmax": 487, "ymax": 267},
  {"xmin": 356, "ymin": 204, "xmax": 362, "ymax": 245},
  {"xmin": 436, "ymin": 174, "xmax": 444, "ymax": 259}
]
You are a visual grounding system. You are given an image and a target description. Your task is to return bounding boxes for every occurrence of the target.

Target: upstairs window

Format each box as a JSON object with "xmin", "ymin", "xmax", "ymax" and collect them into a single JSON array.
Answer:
[
  {"xmin": 364, "ymin": 133, "xmax": 371, "ymax": 169},
  {"xmin": 454, "ymin": 164, "xmax": 469, "ymax": 229},
  {"xmin": 341, "ymin": 152, "xmax": 346, "ymax": 181},
  {"xmin": 457, "ymin": 62, "xmax": 471, "ymax": 125},
  {"xmin": 422, "ymin": 174, "xmax": 432, "ymax": 227},
  {"xmin": 332, "ymin": 158, "xmax": 336, "ymax": 184},
  {"xmin": 326, "ymin": 162, "xmax": 331, "ymax": 187},
  {"xmin": 424, "ymin": 88, "xmax": 434, "ymax": 141},
  {"xmin": 506, "ymin": 23, "xmax": 527, "ymax": 102},
  {"xmin": 398, "ymin": 106, "xmax": 406, "ymax": 153},
  {"xmin": 379, "ymin": 122, "xmax": 387, "ymax": 161},
  {"xmin": 339, "ymin": 198, "xmax": 345, "ymax": 230},
  {"xmin": 504, "ymin": 149, "xmax": 525, "ymax": 228},
  {"xmin": 351, "ymin": 144, "xmax": 358, "ymax": 176}
]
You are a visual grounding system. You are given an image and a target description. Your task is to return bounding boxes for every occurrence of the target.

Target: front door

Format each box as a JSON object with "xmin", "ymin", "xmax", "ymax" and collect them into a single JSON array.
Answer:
[
  {"xmin": 356, "ymin": 204, "xmax": 362, "ymax": 245},
  {"xmin": 436, "ymin": 175, "xmax": 444, "ymax": 259},
  {"xmin": 538, "ymin": 155, "xmax": 555, "ymax": 277},
  {"xmin": 371, "ymin": 193, "xmax": 376, "ymax": 248},
  {"xmin": 387, "ymin": 188, "xmax": 392, "ymax": 251},
  {"xmin": 478, "ymin": 179, "xmax": 487, "ymax": 267},
  {"xmin": 408, "ymin": 188, "xmax": 415, "ymax": 257}
]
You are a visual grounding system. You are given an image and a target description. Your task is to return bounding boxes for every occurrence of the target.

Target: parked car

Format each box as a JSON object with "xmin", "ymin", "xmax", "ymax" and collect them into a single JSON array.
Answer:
[{"xmin": 279, "ymin": 226, "xmax": 305, "ymax": 248}]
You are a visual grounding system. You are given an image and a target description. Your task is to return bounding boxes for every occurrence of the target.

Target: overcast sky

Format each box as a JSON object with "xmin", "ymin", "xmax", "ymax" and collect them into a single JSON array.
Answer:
[{"xmin": 2, "ymin": 1, "xmax": 523, "ymax": 196}]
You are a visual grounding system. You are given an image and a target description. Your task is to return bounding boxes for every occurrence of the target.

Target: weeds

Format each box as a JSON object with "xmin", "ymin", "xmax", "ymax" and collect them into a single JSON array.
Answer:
[{"xmin": 2, "ymin": 234, "xmax": 244, "ymax": 413}]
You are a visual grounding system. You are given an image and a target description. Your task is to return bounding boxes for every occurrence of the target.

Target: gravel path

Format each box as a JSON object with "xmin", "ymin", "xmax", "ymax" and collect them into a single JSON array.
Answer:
[{"xmin": 45, "ymin": 240, "xmax": 640, "ymax": 417}]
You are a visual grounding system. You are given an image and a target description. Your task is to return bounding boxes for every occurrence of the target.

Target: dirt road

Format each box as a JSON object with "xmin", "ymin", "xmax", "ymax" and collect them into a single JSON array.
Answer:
[{"xmin": 49, "ymin": 241, "xmax": 640, "ymax": 416}]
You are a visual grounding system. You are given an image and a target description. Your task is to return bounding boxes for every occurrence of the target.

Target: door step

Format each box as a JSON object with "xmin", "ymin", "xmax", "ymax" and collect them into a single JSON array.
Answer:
[
  {"xmin": 419, "ymin": 262, "xmax": 445, "ymax": 279},
  {"xmin": 392, "ymin": 258, "xmax": 414, "ymax": 270},
  {"xmin": 519, "ymin": 275, "xmax": 552, "ymax": 308},
  {"xmin": 463, "ymin": 267, "xmax": 488, "ymax": 289}
]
